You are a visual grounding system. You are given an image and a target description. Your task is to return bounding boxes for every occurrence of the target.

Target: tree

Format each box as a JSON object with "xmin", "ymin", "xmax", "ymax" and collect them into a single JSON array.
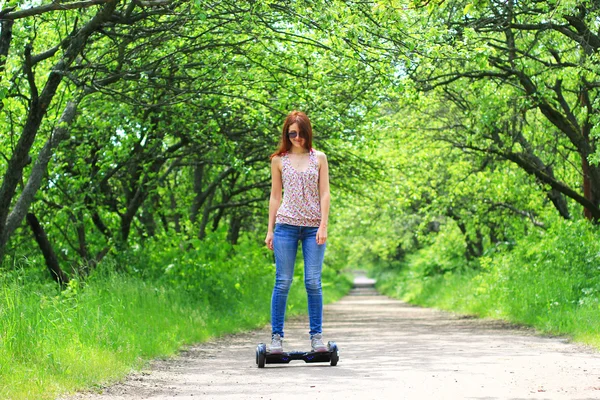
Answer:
[
  {"xmin": 397, "ymin": 0, "xmax": 600, "ymax": 220},
  {"xmin": 0, "ymin": 0, "xmax": 392, "ymax": 277}
]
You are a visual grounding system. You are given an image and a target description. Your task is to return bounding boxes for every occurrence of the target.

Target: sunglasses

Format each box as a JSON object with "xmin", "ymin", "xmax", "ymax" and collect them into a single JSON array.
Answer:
[{"xmin": 288, "ymin": 130, "xmax": 302, "ymax": 139}]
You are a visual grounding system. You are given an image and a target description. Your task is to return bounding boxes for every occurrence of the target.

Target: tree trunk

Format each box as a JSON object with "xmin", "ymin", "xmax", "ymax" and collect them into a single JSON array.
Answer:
[
  {"xmin": 4, "ymin": 101, "xmax": 79, "ymax": 240},
  {"xmin": 26, "ymin": 213, "xmax": 69, "ymax": 286},
  {"xmin": 580, "ymin": 89, "xmax": 599, "ymax": 221},
  {"xmin": 546, "ymin": 182, "xmax": 571, "ymax": 220},
  {"xmin": 140, "ymin": 200, "xmax": 158, "ymax": 238},
  {"xmin": 169, "ymin": 190, "xmax": 180, "ymax": 233},
  {"xmin": 198, "ymin": 188, "xmax": 216, "ymax": 240},
  {"xmin": 447, "ymin": 209, "xmax": 482, "ymax": 261},
  {"xmin": 190, "ymin": 166, "xmax": 235, "ymax": 223},
  {"xmin": 0, "ymin": 18, "xmax": 14, "ymax": 79},
  {"xmin": 227, "ymin": 214, "xmax": 243, "ymax": 245},
  {"xmin": 190, "ymin": 163, "xmax": 204, "ymax": 223},
  {"xmin": 583, "ymin": 157, "xmax": 593, "ymax": 220}
]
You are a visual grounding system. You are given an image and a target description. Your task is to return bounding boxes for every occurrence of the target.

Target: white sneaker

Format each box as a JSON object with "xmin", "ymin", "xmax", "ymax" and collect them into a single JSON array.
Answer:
[
  {"xmin": 311, "ymin": 333, "xmax": 328, "ymax": 352},
  {"xmin": 269, "ymin": 334, "xmax": 283, "ymax": 354}
]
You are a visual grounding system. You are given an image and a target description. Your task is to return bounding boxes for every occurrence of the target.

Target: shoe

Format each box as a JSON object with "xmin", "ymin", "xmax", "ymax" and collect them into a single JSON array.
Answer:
[
  {"xmin": 269, "ymin": 334, "xmax": 283, "ymax": 354},
  {"xmin": 311, "ymin": 333, "xmax": 328, "ymax": 352}
]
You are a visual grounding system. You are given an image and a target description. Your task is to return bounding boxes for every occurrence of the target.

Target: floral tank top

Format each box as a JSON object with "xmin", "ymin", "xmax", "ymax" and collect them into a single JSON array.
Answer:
[{"xmin": 276, "ymin": 150, "xmax": 322, "ymax": 227}]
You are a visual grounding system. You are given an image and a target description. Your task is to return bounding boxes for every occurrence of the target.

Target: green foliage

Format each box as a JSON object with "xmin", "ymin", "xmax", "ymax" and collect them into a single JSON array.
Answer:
[
  {"xmin": 1, "ymin": 0, "xmax": 600, "ymax": 396},
  {"xmin": 120, "ymin": 227, "xmax": 275, "ymax": 308},
  {"xmin": 405, "ymin": 222, "xmax": 470, "ymax": 277},
  {"xmin": 0, "ymin": 0, "xmax": 388, "ymax": 274},
  {"xmin": 374, "ymin": 218, "xmax": 600, "ymax": 347},
  {"xmin": 476, "ymin": 220, "xmax": 600, "ymax": 323}
]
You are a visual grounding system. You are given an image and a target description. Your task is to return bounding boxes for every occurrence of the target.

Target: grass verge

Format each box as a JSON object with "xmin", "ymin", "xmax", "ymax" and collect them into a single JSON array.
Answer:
[
  {"xmin": 0, "ymin": 253, "xmax": 351, "ymax": 400},
  {"xmin": 374, "ymin": 219, "xmax": 600, "ymax": 350}
]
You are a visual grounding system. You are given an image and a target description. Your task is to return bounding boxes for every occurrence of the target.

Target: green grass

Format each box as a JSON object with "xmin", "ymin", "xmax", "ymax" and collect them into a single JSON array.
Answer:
[
  {"xmin": 377, "ymin": 268, "xmax": 600, "ymax": 348},
  {"xmin": 0, "ymin": 253, "xmax": 352, "ymax": 400},
  {"xmin": 374, "ymin": 219, "xmax": 600, "ymax": 350}
]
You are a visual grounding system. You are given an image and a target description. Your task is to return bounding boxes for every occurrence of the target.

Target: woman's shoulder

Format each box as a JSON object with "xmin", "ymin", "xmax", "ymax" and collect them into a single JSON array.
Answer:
[
  {"xmin": 271, "ymin": 152, "xmax": 286, "ymax": 161},
  {"xmin": 271, "ymin": 154, "xmax": 284, "ymax": 168},
  {"xmin": 311, "ymin": 149, "xmax": 327, "ymax": 160}
]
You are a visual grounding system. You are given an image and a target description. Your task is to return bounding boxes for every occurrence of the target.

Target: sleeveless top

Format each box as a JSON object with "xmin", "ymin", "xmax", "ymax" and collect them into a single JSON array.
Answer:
[{"xmin": 276, "ymin": 150, "xmax": 322, "ymax": 227}]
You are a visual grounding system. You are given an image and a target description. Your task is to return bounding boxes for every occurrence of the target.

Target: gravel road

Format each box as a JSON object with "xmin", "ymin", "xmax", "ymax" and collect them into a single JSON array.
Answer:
[{"xmin": 65, "ymin": 273, "xmax": 600, "ymax": 400}]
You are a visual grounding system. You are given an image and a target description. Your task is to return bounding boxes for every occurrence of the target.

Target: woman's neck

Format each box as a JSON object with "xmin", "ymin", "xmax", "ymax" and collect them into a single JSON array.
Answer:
[{"xmin": 289, "ymin": 148, "xmax": 309, "ymax": 154}]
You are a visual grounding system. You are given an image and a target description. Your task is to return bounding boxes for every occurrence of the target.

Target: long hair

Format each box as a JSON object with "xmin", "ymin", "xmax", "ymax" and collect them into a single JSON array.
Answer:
[{"xmin": 270, "ymin": 111, "xmax": 313, "ymax": 160}]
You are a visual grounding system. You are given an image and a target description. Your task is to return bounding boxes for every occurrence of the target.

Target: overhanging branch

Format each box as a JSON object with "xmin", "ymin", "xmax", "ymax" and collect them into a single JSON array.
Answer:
[{"xmin": 1, "ymin": 0, "xmax": 111, "ymax": 20}]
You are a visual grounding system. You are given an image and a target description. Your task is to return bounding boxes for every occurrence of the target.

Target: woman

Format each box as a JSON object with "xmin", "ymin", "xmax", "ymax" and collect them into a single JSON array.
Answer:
[{"xmin": 264, "ymin": 110, "xmax": 330, "ymax": 354}]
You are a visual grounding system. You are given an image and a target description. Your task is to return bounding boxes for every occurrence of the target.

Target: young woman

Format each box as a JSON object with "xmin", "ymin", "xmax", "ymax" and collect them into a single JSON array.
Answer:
[{"xmin": 264, "ymin": 110, "xmax": 330, "ymax": 354}]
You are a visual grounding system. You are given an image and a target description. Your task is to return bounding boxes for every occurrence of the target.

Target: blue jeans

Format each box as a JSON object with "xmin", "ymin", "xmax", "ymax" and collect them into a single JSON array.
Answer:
[{"xmin": 271, "ymin": 223, "xmax": 326, "ymax": 338}]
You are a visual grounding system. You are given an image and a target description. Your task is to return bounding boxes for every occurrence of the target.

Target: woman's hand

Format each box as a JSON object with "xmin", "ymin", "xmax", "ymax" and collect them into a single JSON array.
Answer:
[
  {"xmin": 316, "ymin": 226, "xmax": 327, "ymax": 245},
  {"xmin": 265, "ymin": 231, "xmax": 274, "ymax": 250}
]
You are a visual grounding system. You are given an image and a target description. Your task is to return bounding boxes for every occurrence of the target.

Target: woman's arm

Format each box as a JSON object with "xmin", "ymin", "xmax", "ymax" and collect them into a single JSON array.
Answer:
[
  {"xmin": 265, "ymin": 156, "xmax": 282, "ymax": 250},
  {"xmin": 317, "ymin": 151, "xmax": 330, "ymax": 245}
]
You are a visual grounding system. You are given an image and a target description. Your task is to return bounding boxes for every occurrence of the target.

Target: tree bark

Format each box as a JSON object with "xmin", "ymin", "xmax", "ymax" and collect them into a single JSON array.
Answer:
[
  {"xmin": 26, "ymin": 213, "xmax": 69, "ymax": 286},
  {"xmin": 0, "ymin": 18, "xmax": 14, "ymax": 78},
  {"xmin": 3, "ymin": 1, "xmax": 112, "ymax": 20},
  {"xmin": 198, "ymin": 188, "xmax": 216, "ymax": 240},
  {"xmin": 4, "ymin": 101, "xmax": 79, "ymax": 240},
  {"xmin": 227, "ymin": 214, "xmax": 243, "ymax": 245},
  {"xmin": 190, "ymin": 166, "xmax": 234, "ymax": 223},
  {"xmin": 190, "ymin": 163, "xmax": 205, "ymax": 223}
]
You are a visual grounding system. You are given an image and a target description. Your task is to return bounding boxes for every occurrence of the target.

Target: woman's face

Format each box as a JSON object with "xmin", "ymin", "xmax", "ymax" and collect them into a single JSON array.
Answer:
[{"xmin": 288, "ymin": 122, "xmax": 306, "ymax": 151}]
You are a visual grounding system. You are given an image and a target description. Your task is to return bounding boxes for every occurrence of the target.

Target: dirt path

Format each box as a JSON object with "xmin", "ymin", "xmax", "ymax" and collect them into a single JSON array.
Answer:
[{"xmin": 66, "ymin": 273, "xmax": 600, "ymax": 400}]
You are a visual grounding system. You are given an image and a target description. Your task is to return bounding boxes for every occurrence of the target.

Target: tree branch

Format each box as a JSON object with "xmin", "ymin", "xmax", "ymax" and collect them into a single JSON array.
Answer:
[
  {"xmin": 490, "ymin": 202, "xmax": 546, "ymax": 228},
  {"xmin": 2, "ymin": 1, "xmax": 111, "ymax": 20},
  {"xmin": 4, "ymin": 101, "xmax": 79, "ymax": 239}
]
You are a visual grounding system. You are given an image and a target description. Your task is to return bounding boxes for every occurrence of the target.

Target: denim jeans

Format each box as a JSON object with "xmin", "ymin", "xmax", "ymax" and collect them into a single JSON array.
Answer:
[{"xmin": 271, "ymin": 223, "xmax": 326, "ymax": 338}]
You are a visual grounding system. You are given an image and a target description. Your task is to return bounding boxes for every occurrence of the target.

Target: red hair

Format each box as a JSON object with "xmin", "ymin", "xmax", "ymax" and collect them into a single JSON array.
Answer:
[{"xmin": 270, "ymin": 111, "xmax": 313, "ymax": 160}]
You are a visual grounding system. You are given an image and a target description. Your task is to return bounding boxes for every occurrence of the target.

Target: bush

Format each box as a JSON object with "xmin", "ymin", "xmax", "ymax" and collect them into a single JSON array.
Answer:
[{"xmin": 374, "ymin": 218, "xmax": 600, "ymax": 347}]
